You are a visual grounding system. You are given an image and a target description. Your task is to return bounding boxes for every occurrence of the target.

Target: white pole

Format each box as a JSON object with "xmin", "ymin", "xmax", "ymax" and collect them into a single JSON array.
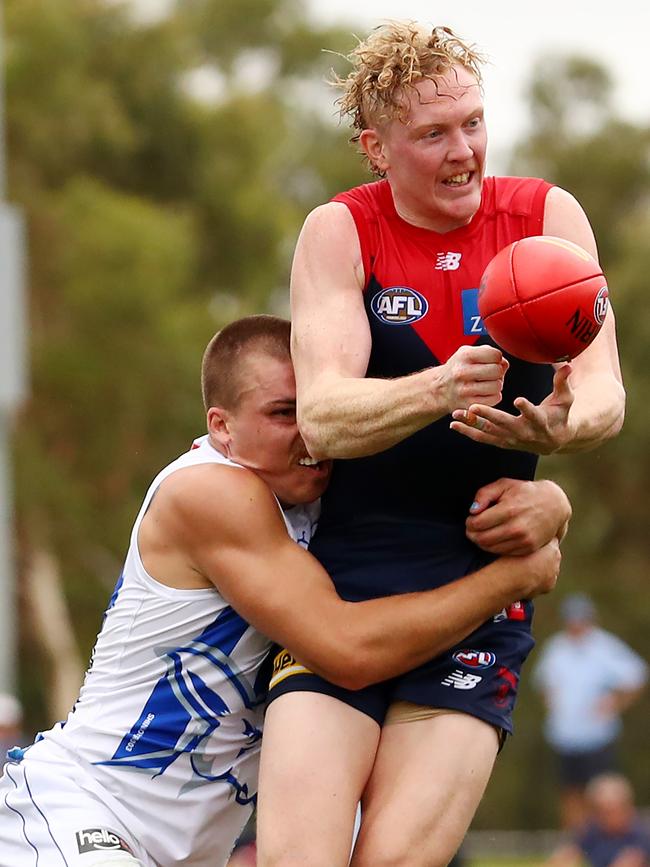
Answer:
[{"xmin": 0, "ymin": 0, "xmax": 28, "ymax": 694}]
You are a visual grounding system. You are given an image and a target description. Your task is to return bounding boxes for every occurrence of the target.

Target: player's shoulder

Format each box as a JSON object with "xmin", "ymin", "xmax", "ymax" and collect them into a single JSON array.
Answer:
[
  {"xmin": 158, "ymin": 461, "xmax": 277, "ymax": 527},
  {"xmin": 297, "ymin": 200, "xmax": 363, "ymax": 260},
  {"xmin": 303, "ymin": 181, "xmax": 386, "ymax": 226},
  {"xmin": 330, "ymin": 179, "xmax": 386, "ymax": 208},
  {"xmin": 486, "ymin": 175, "xmax": 553, "ymax": 214}
]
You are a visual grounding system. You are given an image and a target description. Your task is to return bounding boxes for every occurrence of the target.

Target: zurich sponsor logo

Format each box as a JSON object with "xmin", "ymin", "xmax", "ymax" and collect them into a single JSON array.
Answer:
[
  {"xmin": 452, "ymin": 649, "xmax": 497, "ymax": 669},
  {"xmin": 371, "ymin": 286, "xmax": 428, "ymax": 325},
  {"xmin": 594, "ymin": 285, "xmax": 609, "ymax": 325}
]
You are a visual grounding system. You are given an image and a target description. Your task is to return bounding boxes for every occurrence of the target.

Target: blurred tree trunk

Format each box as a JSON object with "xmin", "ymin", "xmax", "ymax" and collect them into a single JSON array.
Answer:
[{"xmin": 24, "ymin": 548, "xmax": 84, "ymax": 723}]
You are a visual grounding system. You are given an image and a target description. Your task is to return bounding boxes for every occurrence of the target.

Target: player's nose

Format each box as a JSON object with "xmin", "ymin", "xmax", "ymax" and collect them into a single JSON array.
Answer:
[{"xmin": 447, "ymin": 130, "xmax": 473, "ymax": 161}]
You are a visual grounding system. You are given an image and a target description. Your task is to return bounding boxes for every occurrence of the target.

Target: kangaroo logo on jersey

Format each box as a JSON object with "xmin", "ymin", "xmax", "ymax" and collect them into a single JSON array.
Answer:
[
  {"xmin": 453, "ymin": 649, "xmax": 497, "ymax": 669},
  {"xmin": 96, "ymin": 607, "xmax": 261, "ymax": 805},
  {"xmin": 461, "ymin": 288, "xmax": 489, "ymax": 336},
  {"xmin": 371, "ymin": 286, "xmax": 428, "ymax": 325}
]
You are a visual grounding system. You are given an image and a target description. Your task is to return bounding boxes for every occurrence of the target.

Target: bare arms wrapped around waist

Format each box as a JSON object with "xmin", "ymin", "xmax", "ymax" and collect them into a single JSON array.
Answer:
[{"xmin": 309, "ymin": 516, "xmax": 495, "ymax": 600}]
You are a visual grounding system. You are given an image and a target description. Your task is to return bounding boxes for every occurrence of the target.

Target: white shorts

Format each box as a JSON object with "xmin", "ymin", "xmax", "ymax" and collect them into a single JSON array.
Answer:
[{"xmin": 0, "ymin": 752, "xmax": 155, "ymax": 867}]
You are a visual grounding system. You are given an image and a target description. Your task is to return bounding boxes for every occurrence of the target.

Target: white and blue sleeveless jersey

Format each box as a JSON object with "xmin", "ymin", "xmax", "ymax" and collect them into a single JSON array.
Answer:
[{"xmin": 35, "ymin": 436, "xmax": 319, "ymax": 866}]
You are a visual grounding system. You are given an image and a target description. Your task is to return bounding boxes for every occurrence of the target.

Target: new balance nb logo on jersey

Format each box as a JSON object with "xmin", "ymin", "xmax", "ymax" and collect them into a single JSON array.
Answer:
[
  {"xmin": 435, "ymin": 252, "xmax": 462, "ymax": 271},
  {"xmin": 76, "ymin": 828, "xmax": 133, "ymax": 854},
  {"xmin": 441, "ymin": 670, "xmax": 482, "ymax": 690}
]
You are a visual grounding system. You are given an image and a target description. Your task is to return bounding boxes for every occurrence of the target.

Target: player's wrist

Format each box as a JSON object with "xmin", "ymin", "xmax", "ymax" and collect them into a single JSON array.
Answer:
[{"xmin": 423, "ymin": 365, "xmax": 454, "ymax": 418}]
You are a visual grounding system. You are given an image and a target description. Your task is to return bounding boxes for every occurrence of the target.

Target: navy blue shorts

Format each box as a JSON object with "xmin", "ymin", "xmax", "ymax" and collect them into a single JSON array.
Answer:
[
  {"xmin": 267, "ymin": 518, "xmax": 535, "ymax": 734},
  {"xmin": 267, "ymin": 601, "xmax": 534, "ymax": 733}
]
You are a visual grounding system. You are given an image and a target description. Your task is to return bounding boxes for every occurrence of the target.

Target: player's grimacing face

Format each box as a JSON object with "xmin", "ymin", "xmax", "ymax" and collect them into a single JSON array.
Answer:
[
  {"xmin": 370, "ymin": 65, "xmax": 487, "ymax": 232},
  {"xmin": 215, "ymin": 354, "xmax": 332, "ymax": 507}
]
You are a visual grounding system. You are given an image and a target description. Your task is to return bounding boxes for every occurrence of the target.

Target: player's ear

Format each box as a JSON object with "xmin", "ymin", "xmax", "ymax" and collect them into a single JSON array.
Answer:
[
  {"xmin": 207, "ymin": 406, "xmax": 232, "ymax": 450},
  {"xmin": 360, "ymin": 128, "xmax": 389, "ymax": 174}
]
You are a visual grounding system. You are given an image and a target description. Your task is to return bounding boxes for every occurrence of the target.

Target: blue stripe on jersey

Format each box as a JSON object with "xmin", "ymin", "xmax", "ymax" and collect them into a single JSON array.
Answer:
[
  {"xmin": 3, "ymin": 765, "xmax": 42, "ymax": 865},
  {"xmin": 103, "ymin": 571, "xmax": 125, "ymax": 620},
  {"xmin": 96, "ymin": 606, "xmax": 258, "ymax": 786},
  {"xmin": 5, "ymin": 764, "xmax": 70, "ymax": 865}
]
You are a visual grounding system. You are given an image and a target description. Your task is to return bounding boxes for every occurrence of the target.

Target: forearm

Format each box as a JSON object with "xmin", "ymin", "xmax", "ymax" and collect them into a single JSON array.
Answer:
[
  {"xmin": 329, "ymin": 554, "xmax": 545, "ymax": 689},
  {"xmin": 299, "ymin": 368, "xmax": 446, "ymax": 460},
  {"xmin": 556, "ymin": 373, "xmax": 625, "ymax": 453}
]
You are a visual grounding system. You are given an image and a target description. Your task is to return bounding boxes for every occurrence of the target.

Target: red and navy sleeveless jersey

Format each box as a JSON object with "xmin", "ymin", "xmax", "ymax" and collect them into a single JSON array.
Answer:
[{"xmin": 317, "ymin": 176, "xmax": 555, "ymax": 541}]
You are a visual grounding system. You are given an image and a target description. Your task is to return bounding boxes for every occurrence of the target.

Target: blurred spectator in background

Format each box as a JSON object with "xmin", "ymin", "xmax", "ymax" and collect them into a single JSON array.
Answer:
[
  {"xmin": 534, "ymin": 594, "xmax": 648, "ymax": 830},
  {"xmin": 0, "ymin": 693, "xmax": 23, "ymax": 776},
  {"xmin": 546, "ymin": 773, "xmax": 650, "ymax": 867}
]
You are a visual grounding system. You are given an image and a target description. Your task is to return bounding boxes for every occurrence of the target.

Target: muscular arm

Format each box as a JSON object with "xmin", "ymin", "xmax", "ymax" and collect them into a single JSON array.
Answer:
[
  {"xmin": 292, "ymin": 203, "xmax": 507, "ymax": 459},
  {"xmin": 159, "ymin": 465, "xmax": 560, "ymax": 691},
  {"xmin": 543, "ymin": 187, "xmax": 625, "ymax": 451},
  {"xmin": 451, "ymin": 187, "xmax": 625, "ymax": 454}
]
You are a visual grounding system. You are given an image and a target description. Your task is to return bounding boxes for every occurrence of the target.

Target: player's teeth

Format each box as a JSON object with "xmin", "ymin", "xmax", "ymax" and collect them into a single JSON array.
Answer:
[
  {"xmin": 446, "ymin": 173, "xmax": 469, "ymax": 185},
  {"xmin": 298, "ymin": 457, "xmax": 319, "ymax": 466}
]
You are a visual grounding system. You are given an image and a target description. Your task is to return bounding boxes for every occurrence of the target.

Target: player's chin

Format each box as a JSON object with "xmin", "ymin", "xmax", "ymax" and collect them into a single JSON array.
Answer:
[{"xmin": 292, "ymin": 460, "xmax": 332, "ymax": 500}]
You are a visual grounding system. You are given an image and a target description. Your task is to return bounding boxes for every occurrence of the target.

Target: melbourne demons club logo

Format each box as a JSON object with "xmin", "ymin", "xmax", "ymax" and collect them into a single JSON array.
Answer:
[
  {"xmin": 452, "ymin": 649, "xmax": 497, "ymax": 670},
  {"xmin": 371, "ymin": 286, "xmax": 428, "ymax": 325}
]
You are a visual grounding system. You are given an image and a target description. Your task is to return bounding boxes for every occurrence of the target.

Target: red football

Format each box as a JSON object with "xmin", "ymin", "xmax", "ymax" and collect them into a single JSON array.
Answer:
[{"xmin": 478, "ymin": 236, "xmax": 609, "ymax": 363}]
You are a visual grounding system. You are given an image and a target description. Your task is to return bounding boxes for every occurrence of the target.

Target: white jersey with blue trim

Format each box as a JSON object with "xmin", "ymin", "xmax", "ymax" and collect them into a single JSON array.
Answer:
[{"xmin": 37, "ymin": 435, "xmax": 319, "ymax": 866}]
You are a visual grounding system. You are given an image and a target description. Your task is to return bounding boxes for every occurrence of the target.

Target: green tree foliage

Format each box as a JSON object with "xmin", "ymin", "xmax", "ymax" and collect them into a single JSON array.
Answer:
[
  {"xmin": 5, "ymin": 0, "xmax": 364, "ymax": 725},
  {"xmin": 6, "ymin": 3, "xmax": 648, "ymax": 832},
  {"xmin": 475, "ymin": 54, "xmax": 650, "ymax": 830}
]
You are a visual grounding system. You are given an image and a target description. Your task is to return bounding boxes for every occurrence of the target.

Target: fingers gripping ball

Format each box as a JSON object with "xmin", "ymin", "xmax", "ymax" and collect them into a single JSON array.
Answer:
[{"xmin": 478, "ymin": 236, "xmax": 609, "ymax": 363}]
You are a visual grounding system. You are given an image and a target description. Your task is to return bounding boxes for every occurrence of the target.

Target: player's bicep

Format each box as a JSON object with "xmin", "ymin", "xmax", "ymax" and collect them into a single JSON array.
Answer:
[
  {"xmin": 543, "ymin": 186, "xmax": 599, "ymax": 259},
  {"xmin": 290, "ymin": 203, "xmax": 371, "ymax": 389},
  {"xmin": 545, "ymin": 187, "xmax": 623, "ymax": 386},
  {"xmin": 189, "ymin": 477, "xmax": 344, "ymax": 665}
]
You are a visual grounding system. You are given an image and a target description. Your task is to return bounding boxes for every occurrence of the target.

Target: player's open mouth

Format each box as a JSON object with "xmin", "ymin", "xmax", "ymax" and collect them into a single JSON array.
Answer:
[
  {"xmin": 297, "ymin": 456, "xmax": 331, "ymax": 476},
  {"xmin": 444, "ymin": 172, "xmax": 471, "ymax": 186},
  {"xmin": 298, "ymin": 456, "xmax": 321, "ymax": 468}
]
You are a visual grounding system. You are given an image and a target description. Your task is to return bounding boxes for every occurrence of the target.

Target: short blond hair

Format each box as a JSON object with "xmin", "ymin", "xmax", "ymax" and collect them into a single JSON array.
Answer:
[
  {"xmin": 201, "ymin": 315, "xmax": 291, "ymax": 411},
  {"xmin": 334, "ymin": 22, "xmax": 485, "ymax": 171}
]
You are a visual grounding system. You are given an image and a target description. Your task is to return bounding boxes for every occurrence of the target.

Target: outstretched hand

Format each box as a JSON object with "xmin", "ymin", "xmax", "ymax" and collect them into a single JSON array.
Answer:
[{"xmin": 450, "ymin": 364, "xmax": 576, "ymax": 455}]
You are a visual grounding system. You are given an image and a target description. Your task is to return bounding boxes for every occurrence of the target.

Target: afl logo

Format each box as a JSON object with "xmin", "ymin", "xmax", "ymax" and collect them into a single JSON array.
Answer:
[
  {"xmin": 371, "ymin": 286, "xmax": 428, "ymax": 325},
  {"xmin": 452, "ymin": 650, "xmax": 497, "ymax": 669},
  {"xmin": 594, "ymin": 286, "xmax": 609, "ymax": 325}
]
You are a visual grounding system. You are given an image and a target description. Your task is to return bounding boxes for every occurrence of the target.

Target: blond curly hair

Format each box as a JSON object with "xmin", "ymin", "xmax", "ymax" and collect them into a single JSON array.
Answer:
[{"xmin": 334, "ymin": 21, "xmax": 485, "ymax": 171}]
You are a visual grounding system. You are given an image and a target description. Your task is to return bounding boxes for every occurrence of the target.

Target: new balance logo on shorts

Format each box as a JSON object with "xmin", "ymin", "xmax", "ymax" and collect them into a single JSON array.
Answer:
[
  {"xmin": 76, "ymin": 828, "xmax": 133, "ymax": 855},
  {"xmin": 441, "ymin": 670, "xmax": 483, "ymax": 690}
]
